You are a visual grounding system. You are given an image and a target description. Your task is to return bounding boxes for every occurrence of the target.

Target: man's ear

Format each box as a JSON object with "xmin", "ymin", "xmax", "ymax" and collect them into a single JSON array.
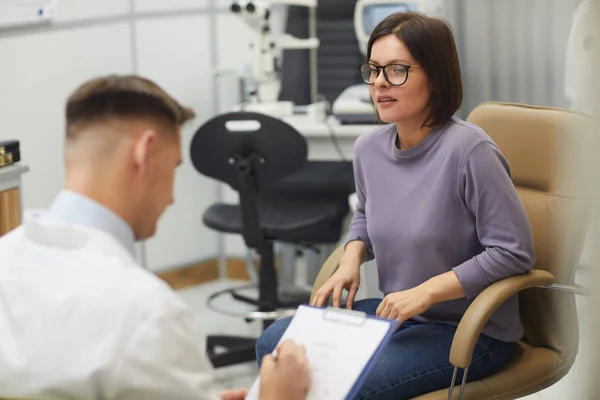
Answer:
[{"xmin": 132, "ymin": 129, "xmax": 158, "ymax": 173}]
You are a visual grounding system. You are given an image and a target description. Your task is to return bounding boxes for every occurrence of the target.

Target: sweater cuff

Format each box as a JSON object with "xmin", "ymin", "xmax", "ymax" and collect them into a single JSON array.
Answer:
[
  {"xmin": 344, "ymin": 235, "xmax": 374, "ymax": 261},
  {"xmin": 452, "ymin": 257, "xmax": 489, "ymax": 299}
]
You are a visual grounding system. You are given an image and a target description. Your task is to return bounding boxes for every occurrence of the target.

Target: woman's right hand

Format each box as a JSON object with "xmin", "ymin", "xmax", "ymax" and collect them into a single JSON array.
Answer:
[{"xmin": 310, "ymin": 255, "xmax": 361, "ymax": 309}]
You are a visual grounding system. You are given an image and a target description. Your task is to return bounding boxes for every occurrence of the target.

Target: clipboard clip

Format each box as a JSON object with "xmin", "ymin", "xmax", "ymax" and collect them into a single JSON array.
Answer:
[{"xmin": 322, "ymin": 306, "xmax": 368, "ymax": 327}]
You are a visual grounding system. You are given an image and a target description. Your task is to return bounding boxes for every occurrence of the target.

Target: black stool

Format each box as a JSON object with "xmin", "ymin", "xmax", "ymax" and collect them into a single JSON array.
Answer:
[{"xmin": 190, "ymin": 112, "xmax": 353, "ymax": 368}]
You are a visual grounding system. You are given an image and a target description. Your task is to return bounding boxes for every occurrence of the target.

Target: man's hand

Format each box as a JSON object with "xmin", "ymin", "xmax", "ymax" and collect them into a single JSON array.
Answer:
[
  {"xmin": 219, "ymin": 389, "xmax": 249, "ymax": 400},
  {"xmin": 376, "ymin": 285, "xmax": 433, "ymax": 325},
  {"xmin": 259, "ymin": 340, "xmax": 310, "ymax": 400}
]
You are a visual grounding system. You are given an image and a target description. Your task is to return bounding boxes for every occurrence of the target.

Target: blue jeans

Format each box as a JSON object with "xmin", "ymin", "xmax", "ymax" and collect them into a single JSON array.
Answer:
[{"xmin": 256, "ymin": 298, "xmax": 516, "ymax": 400}]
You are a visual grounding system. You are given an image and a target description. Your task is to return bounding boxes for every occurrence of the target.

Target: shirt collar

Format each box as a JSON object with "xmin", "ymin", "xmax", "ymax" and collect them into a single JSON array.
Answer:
[{"xmin": 49, "ymin": 190, "xmax": 136, "ymax": 257}]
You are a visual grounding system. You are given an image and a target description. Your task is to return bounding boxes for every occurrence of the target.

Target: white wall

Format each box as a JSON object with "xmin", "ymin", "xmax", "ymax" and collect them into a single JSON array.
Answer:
[
  {"xmin": 0, "ymin": 0, "xmax": 222, "ymax": 272},
  {"xmin": 134, "ymin": 0, "xmax": 210, "ymax": 13},
  {"xmin": 54, "ymin": 0, "xmax": 129, "ymax": 21},
  {"xmin": 0, "ymin": 22, "xmax": 133, "ymax": 208}
]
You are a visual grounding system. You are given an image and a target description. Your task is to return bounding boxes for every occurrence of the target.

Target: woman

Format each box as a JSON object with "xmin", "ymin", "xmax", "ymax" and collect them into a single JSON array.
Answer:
[{"xmin": 256, "ymin": 11, "xmax": 535, "ymax": 400}]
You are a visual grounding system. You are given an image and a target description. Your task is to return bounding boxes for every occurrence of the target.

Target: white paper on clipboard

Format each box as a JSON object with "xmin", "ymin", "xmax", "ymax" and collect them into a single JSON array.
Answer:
[{"xmin": 245, "ymin": 305, "xmax": 397, "ymax": 400}]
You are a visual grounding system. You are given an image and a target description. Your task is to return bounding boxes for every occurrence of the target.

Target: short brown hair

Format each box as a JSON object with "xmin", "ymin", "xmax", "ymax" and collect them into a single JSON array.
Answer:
[
  {"xmin": 65, "ymin": 75, "xmax": 196, "ymax": 138},
  {"xmin": 367, "ymin": 12, "xmax": 462, "ymax": 127}
]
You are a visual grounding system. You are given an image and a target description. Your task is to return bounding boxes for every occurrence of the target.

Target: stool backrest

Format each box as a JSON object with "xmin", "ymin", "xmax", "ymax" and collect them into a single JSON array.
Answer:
[
  {"xmin": 190, "ymin": 112, "xmax": 307, "ymax": 191},
  {"xmin": 190, "ymin": 112, "xmax": 308, "ymax": 248}
]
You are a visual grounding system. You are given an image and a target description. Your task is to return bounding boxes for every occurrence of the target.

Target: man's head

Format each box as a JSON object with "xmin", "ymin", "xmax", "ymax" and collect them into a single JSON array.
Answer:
[{"xmin": 64, "ymin": 75, "xmax": 195, "ymax": 240}]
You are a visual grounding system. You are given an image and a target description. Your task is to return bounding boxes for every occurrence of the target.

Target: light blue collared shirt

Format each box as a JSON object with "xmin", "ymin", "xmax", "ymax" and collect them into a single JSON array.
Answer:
[{"xmin": 48, "ymin": 190, "xmax": 136, "ymax": 256}]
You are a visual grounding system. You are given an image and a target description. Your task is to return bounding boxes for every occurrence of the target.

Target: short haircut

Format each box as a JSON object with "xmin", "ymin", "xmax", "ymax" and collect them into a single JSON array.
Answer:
[
  {"xmin": 367, "ymin": 12, "xmax": 463, "ymax": 127},
  {"xmin": 65, "ymin": 75, "xmax": 196, "ymax": 139}
]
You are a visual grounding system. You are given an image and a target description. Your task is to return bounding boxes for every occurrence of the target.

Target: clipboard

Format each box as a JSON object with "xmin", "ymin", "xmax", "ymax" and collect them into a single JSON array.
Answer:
[{"xmin": 245, "ymin": 305, "xmax": 398, "ymax": 400}]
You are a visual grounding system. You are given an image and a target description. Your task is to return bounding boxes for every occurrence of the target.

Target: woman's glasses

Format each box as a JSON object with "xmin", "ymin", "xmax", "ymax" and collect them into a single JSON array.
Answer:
[{"xmin": 359, "ymin": 63, "xmax": 420, "ymax": 86}]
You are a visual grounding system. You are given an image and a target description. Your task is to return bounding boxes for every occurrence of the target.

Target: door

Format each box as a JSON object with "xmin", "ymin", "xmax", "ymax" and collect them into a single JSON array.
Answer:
[{"xmin": 0, "ymin": 187, "xmax": 21, "ymax": 236}]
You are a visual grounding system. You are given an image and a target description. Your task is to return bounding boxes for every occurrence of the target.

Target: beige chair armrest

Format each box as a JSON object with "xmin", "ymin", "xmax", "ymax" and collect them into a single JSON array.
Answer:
[
  {"xmin": 450, "ymin": 270, "xmax": 555, "ymax": 369},
  {"xmin": 310, "ymin": 245, "xmax": 346, "ymax": 303}
]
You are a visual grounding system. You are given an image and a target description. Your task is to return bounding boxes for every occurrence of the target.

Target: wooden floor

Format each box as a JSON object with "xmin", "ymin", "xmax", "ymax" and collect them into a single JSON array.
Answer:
[{"xmin": 157, "ymin": 258, "xmax": 254, "ymax": 290}]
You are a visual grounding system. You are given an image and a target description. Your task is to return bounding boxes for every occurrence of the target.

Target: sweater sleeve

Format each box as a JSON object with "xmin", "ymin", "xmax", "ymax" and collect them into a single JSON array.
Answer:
[
  {"xmin": 345, "ymin": 140, "xmax": 375, "ymax": 261},
  {"xmin": 452, "ymin": 141, "xmax": 535, "ymax": 299}
]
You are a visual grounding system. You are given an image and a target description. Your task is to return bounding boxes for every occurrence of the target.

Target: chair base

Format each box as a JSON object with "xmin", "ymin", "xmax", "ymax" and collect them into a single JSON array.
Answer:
[
  {"xmin": 205, "ymin": 242, "xmax": 307, "ymax": 369},
  {"xmin": 231, "ymin": 289, "xmax": 309, "ymax": 310},
  {"xmin": 207, "ymin": 335, "xmax": 258, "ymax": 368}
]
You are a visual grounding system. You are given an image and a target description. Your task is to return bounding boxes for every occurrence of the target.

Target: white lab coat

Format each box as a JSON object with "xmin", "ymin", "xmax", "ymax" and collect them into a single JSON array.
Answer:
[
  {"xmin": 565, "ymin": 0, "xmax": 598, "ymax": 115},
  {"xmin": 0, "ymin": 210, "xmax": 220, "ymax": 400}
]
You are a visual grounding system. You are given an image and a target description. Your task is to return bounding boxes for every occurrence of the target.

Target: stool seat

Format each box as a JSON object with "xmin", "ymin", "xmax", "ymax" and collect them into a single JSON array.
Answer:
[{"xmin": 204, "ymin": 201, "xmax": 347, "ymax": 243}]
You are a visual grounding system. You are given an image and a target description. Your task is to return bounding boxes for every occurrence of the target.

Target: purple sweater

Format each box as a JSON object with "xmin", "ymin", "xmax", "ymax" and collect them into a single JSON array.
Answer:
[{"xmin": 347, "ymin": 116, "xmax": 535, "ymax": 342}]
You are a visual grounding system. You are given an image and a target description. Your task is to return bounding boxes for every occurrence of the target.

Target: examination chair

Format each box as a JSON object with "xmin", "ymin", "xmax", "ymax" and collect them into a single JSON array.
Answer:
[
  {"xmin": 190, "ymin": 112, "xmax": 352, "ymax": 368},
  {"xmin": 311, "ymin": 102, "xmax": 592, "ymax": 399}
]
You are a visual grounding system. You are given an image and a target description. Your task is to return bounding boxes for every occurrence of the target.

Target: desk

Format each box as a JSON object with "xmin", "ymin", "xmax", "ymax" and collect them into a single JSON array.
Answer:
[
  {"xmin": 282, "ymin": 115, "xmax": 377, "ymax": 161},
  {"xmin": 0, "ymin": 164, "xmax": 28, "ymax": 236}
]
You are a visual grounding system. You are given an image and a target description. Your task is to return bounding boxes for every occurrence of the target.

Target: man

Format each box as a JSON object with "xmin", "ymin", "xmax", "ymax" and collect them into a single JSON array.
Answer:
[{"xmin": 0, "ymin": 75, "xmax": 310, "ymax": 400}]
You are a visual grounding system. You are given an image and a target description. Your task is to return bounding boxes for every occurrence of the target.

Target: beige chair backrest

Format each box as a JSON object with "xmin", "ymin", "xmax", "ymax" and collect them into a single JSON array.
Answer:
[{"xmin": 466, "ymin": 102, "xmax": 592, "ymax": 367}]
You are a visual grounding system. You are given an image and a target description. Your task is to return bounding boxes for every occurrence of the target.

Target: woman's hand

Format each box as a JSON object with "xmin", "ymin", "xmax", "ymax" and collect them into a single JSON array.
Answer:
[
  {"xmin": 219, "ymin": 389, "xmax": 249, "ymax": 400},
  {"xmin": 376, "ymin": 271, "xmax": 465, "ymax": 325},
  {"xmin": 310, "ymin": 255, "xmax": 361, "ymax": 309},
  {"xmin": 376, "ymin": 285, "xmax": 433, "ymax": 324}
]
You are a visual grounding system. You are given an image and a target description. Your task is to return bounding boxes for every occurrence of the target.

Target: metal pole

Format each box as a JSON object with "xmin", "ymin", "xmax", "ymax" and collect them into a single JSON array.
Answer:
[
  {"xmin": 448, "ymin": 367, "xmax": 458, "ymax": 400},
  {"xmin": 536, "ymin": 283, "xmax": 589, "ymax": 296},
  {"xmin": 308, "ymin": 5, "xmax": 318, "ymax": 104},
  {"xmin": 458, "ymin": 367, "xmax": 469, "ymax": 400}
]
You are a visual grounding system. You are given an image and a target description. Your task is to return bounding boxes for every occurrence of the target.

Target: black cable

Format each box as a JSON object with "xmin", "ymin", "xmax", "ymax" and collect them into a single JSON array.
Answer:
[
  {"xmin": 325, "ymin": 122, "xmax": 347, "ymax": 162},
  {"xmin": 318, "ymin": 94, "xmax": 347, "ymax": 162}
]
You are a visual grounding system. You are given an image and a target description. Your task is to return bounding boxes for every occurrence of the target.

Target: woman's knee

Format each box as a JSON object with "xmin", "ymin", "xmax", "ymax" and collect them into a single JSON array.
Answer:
[{"xmin": 255, "ymin": 317, "xmax": 293, "ymax": 365}]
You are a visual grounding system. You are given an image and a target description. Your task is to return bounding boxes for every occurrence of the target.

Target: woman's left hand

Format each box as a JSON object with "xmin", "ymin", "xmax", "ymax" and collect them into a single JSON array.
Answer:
[{"xmin": 376, "ymin": 285, "xmax": 433, "ymax": 324}]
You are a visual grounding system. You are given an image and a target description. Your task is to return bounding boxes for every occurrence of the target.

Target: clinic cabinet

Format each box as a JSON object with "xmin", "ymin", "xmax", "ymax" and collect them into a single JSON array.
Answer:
[{"xmin": 0, "ymin": 164, "xmax": 28, "ymax": 236}]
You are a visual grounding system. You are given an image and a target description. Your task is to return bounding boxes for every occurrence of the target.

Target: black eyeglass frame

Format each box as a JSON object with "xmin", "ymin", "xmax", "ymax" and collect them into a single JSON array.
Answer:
[{"xmin": 358, "ymin": 62, "xmax": 421, "ymax": 86}]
